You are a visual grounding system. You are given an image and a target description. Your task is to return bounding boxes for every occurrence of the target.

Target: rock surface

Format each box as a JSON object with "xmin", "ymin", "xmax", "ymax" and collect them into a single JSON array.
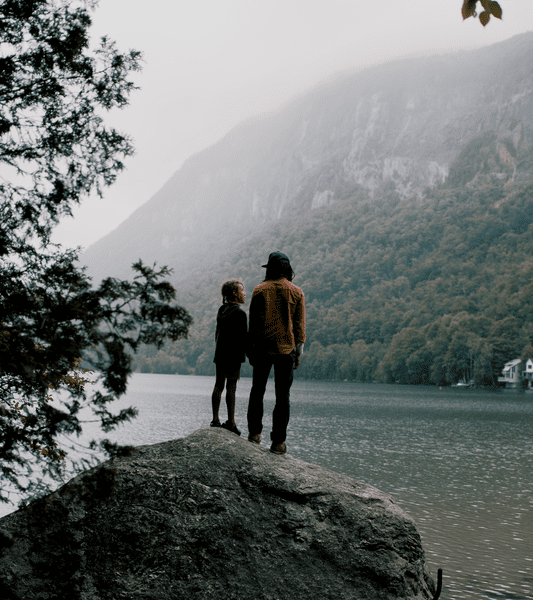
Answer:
[{"xmin": 0, "ymin": 429, "xmax": 436, "ymax": 600}]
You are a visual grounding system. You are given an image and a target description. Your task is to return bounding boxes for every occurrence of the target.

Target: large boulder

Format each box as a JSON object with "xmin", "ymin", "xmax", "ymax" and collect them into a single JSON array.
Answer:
[{"xmin": 0, "ymin": 428, "xmax": 436, "ymax": 600}]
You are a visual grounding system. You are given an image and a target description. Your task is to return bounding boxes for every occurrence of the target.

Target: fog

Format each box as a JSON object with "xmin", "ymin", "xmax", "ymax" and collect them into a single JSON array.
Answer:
[{"xmin": 51, "ymin": 0, "xmax": 533, "ymax": 249}]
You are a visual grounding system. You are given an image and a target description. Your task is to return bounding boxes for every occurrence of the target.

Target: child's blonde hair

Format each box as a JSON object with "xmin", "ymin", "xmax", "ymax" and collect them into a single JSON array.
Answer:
[{"xmin": 221, "ymin": 279, "xmax": 244, "ymax": 304}]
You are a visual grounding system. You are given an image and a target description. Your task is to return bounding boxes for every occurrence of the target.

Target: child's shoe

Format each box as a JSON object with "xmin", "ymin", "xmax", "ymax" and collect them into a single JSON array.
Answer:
[
  {"xmin": 248, "ymin": 433, "xmax": 261, "ymax": 445},
  {"xmin": 221, "ymin": 421, "xmax": 241, "ymax": 436},
  {"xmin": 210, "ymin": 419, "xmax": 221, "ymax": 427}
]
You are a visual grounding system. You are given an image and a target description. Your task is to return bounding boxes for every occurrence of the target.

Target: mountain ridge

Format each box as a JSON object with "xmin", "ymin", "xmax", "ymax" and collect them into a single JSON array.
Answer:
[
  {"xmin": 80, "ymin": 34, "xmax": 533, "ymax": 385},
  {"xmin": 82, "ymin": 33, "xmax": 533, "ymax": 282},
  {"xmin": 133, "ymin": 172, "xmax": 533, "ymax": 385}
]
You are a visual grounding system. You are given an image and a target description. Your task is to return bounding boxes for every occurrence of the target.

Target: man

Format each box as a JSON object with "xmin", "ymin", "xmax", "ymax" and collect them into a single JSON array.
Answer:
[{"xmin": 246, "ymin": 251, "xmax": 306, "ymax": 454}]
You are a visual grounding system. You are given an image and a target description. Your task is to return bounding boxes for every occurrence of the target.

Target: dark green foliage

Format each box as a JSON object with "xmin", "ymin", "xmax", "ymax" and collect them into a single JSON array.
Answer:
[
  {"xmin": 0, "ymin": 0, "xmax": 141, "ymax": 249},
  {"xmin": 134, "ymin": 176, "xmax": 533, "ymax": 386},
  {"xmin": 445, "ymin": 131, "xmax": 497, "ymax": 188},
  {"xmin": 1, "ymin": 0, "xmax": 191, "ymax": 505}
]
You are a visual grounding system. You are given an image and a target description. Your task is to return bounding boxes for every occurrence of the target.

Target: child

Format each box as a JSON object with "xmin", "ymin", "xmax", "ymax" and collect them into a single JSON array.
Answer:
[{"xmin": 211, "ymin": 279, "xmax": 247, "ymax": 435}]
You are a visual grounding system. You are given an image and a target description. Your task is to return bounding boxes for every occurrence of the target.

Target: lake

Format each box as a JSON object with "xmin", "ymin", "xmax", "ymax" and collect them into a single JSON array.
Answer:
[{"xmin": 2, "ymin": 374, "xmax": 532, "ymax": 600}]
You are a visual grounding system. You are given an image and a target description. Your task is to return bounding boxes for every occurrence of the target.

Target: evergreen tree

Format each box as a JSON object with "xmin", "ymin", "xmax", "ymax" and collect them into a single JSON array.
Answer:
[{"xmin": 0, "ymin": 0, "xmax": 192, "ymax": 505}]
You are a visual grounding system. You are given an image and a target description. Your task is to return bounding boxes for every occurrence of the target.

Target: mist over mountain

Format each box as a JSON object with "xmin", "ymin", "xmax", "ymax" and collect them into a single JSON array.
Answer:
[
  {"xmin": 83, "ymin": 33, "xmax": 533, "ymax": 282},
  {"xmin": 82, "ymin": 34, "xmax": 533, "ymax": 385}
]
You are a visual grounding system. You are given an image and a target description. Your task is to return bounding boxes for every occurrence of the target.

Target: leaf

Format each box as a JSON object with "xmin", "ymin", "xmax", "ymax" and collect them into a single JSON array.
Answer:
[
  {"xmin": 462, "ymin": 0, "xmax": 477, "ymax": 19},
  {"xmin": 479, "ymin": 10, "xmax": 491, "ymax": 26},
  {"xmin": 489, "ymin": 1, "xmax": 502, "ymax": 19}
]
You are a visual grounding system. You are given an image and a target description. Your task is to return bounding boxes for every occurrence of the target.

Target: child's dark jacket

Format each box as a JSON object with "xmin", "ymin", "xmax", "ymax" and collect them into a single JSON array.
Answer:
[{"xmin": 213, "ymin": 304, "xmax": 247, "ymax": 365}]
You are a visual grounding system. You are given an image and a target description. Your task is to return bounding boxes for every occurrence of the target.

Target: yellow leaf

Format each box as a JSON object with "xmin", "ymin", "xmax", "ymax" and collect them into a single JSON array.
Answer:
[
  {"xmin": 489, "ymin": 1, "xmax": 502, "ymax": 19},
  {"xmin": 479, "ymin": 10, "xmax": 490, "ymax": 26},
  {"xmin": 462, "ymin": 0, "xmax": 477, "ymax": 19}
]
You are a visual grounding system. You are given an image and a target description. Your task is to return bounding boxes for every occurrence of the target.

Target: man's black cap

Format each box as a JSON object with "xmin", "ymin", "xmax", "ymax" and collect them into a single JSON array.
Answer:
[
  {"xmin": 261, "ymin": 251, "xmax": 291, "ymax": 268},
  {"xmin": 262, "ymin": 251, "xmax": 295, "ymax": 279}
]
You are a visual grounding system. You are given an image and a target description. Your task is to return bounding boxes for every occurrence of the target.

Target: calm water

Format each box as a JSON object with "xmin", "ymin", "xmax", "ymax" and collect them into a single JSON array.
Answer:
[{"xmin": 3, "ymin": 374, "xmax": 533, "ymax": 600}]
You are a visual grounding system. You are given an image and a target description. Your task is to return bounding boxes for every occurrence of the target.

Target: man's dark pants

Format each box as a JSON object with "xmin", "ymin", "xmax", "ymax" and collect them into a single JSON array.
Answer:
[{"xmin": 247, "ymin": 352, "xmax": 295, "ymax": 444}]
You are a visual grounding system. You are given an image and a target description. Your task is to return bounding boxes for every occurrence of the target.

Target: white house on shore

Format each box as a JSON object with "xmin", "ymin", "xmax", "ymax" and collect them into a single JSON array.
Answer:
[
  {"xmin": 498, "ymin": 359, "xmax": 522, "ymax": 388},
  {"xmin": 522, "ymin": 359, "xmax": 533, "ymax": 390},
  {"xmin": 498, "ymin": 358, "xmax": 533, "ymax": 389}
]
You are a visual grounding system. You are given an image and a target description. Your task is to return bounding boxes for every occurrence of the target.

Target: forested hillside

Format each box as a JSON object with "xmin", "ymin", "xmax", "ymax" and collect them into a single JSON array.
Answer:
[
  {"xmin": 82, "ymin": 34, "xmax": 533, "ymax": 283},
  {"xmin": 79, "ymin": 34, "xmax": 533, "ymax": 386},
  {"xmin": 133, "ymin": 135, "xmax": 533, "ymax": 385}
]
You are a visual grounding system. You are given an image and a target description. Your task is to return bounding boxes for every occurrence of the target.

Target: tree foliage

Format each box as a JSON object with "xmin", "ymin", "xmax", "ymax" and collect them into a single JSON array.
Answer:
[
  {"xmin": 462, "ymin": 0, "xmax": 502, "ymax": 26},
  {"xmin": 133, "ymin": 133, "xmax": 533, "ymax": 387},
  {"xmin": 0, "ymin": 0, "xmax": 192, "ymax": 505}
]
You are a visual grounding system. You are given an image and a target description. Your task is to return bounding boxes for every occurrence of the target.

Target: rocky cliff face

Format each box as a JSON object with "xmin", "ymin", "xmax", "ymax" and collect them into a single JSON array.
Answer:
[
  {"xmin": 0, "ymin": 429, "xmax": 436, "ymax": 600},
  {"xmin": 82, "ymin": 34, "xmax": 533, "ymax": 281}
]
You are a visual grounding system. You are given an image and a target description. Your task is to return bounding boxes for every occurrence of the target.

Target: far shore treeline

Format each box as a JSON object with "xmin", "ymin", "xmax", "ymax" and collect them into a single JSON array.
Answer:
[{"xmin": 132, "ymin": 136, "xmax": 533, "ymax": 386}]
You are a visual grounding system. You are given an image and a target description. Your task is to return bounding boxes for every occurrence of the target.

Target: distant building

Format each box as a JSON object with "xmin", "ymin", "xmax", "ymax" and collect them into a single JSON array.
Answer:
[
  {"xmin": 522, "ymin": 359, "xmax": 533, "ymax": 390},
  {"xmin": 498, "ymin": 359, "xmax": 522, "ymax": 389}
]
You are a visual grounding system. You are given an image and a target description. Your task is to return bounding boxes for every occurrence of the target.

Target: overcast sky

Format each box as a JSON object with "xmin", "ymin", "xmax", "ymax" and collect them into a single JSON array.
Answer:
[{"xmin": 52, "ymin": 0, "xmax": 533, "ymax": 250}]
